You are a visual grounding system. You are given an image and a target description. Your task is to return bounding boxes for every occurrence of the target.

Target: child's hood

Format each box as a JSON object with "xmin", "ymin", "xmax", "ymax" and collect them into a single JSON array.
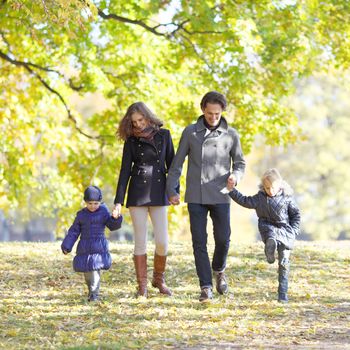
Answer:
[{"xmin": 258, "ymin": 180, "xmax": 294, "ymax": 196}]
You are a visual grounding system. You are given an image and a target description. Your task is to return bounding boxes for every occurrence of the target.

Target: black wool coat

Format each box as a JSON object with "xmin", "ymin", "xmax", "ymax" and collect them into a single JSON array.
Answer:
[
  {"xmin": 229, "ymin": 185, "xmax": 300, "ymax": 249},
  {"xmin": 114, "ymin": 128, "xmax": 175, "ymax": 207}
]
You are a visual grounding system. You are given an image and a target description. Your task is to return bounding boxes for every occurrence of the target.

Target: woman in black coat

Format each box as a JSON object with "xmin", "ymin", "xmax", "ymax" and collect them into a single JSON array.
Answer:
[{"xmin": 113, "ymin": 102, "xmax": 175, "ymax": 297}]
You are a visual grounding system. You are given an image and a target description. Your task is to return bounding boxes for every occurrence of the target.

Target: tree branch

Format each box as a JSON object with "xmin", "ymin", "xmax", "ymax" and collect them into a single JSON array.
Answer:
[
  {"xmin": 98, "ymin": 9, "xmax": 169, "ymax": 37},
  {"xmin": 0, "ymin": 49, "xmax": 101, "ymax": 140},
  {"xmin": 178, "ymin": 34, "xmax": 214, "ymax": 72}
]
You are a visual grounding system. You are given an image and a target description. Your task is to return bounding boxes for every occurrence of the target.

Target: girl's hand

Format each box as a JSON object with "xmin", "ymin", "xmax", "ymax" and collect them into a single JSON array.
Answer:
[{"xmin": 112, "ymin": 203, "xmax": 122, "ymax": 218}]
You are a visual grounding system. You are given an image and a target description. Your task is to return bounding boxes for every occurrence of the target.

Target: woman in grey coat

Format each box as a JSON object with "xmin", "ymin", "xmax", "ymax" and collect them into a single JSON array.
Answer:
[{"xmin": 227, "ymin": 168, "xmax": 300, "ymax": 303}]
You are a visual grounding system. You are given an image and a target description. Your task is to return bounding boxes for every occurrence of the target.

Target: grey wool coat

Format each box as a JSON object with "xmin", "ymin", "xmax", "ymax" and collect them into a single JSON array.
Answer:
[
  {"xmin": 229, "ymin": 182, "xmax": 301, "ymax": 249},
  {"xmin": 166, "ymin": 116, "xmax": 245, "ymax": 204}
]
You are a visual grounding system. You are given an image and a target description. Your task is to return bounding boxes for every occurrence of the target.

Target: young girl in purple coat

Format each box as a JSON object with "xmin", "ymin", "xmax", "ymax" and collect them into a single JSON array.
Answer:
[
  {"xmin": 227, "ymin": 168, "xmax": 300, "ymax": 303},
  {"xmin": 61, "ymin": 186, "xmax": 123, "ymax": 301}
]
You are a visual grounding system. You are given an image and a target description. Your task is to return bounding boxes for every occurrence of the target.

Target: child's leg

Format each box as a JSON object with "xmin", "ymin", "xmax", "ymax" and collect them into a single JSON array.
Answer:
[
  {"xmin": 277, "ymin": 243, "xmax": 290, "ymax": 302},
  {"xmin": 84, "ymin": 270, "xmax": 101, "ymax": 301}
]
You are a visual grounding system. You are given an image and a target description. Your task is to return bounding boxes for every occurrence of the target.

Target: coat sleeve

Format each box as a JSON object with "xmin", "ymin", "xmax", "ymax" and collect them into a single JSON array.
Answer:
[
  {"xmin": 288, "ymin": 197, "xmax": 301, "ymax": 235},
  {"xmin": 106, "ymin": 215, "xmax": 123, "ymax": 231},
  {"xmin": 229, "ymin": 188, "xmax": 259, "ymax": 209},
  {"xmin": 164, "ymin": 129, "xmax": 180, "ymax": 194},
  {"xmin": 166, "ymin": 127, "xmax": 190, "ymax": 198},
  {"xmin": 114, "ymin": 139, "xmax": 133, "ymax": 205},
  {"xmin": 61, "ymin": 213, "xmax": 81, "ymax": 253},
  {"xmin": 229, "ymin": 130, "xmax": 246, "ymax": 184}
]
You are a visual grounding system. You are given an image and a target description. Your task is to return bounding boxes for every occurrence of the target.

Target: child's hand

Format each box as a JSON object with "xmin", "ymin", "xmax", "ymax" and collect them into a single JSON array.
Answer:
[
  {"xmin": 227, "ymin": 174, "xmax": 237, "ymax": 191},
  {"xmin": 112, "ymin": 203, "xmax": 122, "ymax": 218},
  {"xmin": 62, "ymin": 249, "xmax": 69, "ymax": 255}
]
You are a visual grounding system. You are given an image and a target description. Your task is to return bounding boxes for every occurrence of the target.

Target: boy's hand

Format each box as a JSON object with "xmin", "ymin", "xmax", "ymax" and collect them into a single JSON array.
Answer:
[
  {"xmin": 112, "ymin": 203, "xmax": 122, "ymax": 218},
  {"xmin": 227, "ymin": 174, "xmax": 237, "ymax": 191}
]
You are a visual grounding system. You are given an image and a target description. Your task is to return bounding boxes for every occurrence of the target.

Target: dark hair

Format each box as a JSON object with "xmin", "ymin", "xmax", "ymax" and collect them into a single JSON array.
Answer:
[
  {"xmin": 200, "ymin": 91, "xmax": 227, "ymax": 111},
  {"xmin": 117, "ymin": 102, "xmax": 163, "ymax": 140}
]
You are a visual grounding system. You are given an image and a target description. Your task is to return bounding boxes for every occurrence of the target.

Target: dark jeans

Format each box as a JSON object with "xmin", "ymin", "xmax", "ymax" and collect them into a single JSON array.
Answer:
[
  {"xmin": 277, "ymin": 243, "xmax": 290, "ymax": 294},
  {"xmin": 188, "ymin": 203, "xmax": 231, "ymax": 288}
]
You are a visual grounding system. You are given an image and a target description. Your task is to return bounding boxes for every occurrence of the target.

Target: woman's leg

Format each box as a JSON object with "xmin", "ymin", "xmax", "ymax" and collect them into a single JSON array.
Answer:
[
  {"xmin": 129, "ymin": 206, "xmax": 148, "ymax": 297},
  {"xmin": 149, "ymin": 206, "xmax": 171, "ymax": 295}
]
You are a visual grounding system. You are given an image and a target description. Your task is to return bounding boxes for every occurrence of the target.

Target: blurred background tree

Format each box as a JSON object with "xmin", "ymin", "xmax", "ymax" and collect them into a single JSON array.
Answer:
[{"xmin": 1, "ymin": 0, "xmax": 350, "ymax": 239}]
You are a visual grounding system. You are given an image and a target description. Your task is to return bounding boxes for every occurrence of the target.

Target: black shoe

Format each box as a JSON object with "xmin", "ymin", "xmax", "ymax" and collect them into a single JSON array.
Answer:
[
  {"xmin": 215, "ymin": 272, "xmax": 228, "ymax": 295},
  {"xmin": 199, "ymin": 287, "xmax": 213, "ymax": 302},
  {"xmin": 265, "ymin": 238, "xmax": 277, "ymax": 264},
  {"xmin": 278, "ymin": 293, "xmax": 288, "ymax": 303},
  {"xmin": 88, "ymin": 293, "xmax": 99, "ymax": 302}
]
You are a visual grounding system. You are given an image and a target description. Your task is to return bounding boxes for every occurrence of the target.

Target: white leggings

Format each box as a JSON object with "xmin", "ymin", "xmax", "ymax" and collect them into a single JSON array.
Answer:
[{"xmin": 129, "ymin": 206, "xmax": 168, "ymax": 256}]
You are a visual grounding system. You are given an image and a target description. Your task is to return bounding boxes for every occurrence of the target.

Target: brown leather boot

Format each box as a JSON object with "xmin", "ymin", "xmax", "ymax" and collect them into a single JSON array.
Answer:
[
  {"xmin": 152, "ymin": 253, "xmax": 172, "ymax": 296},
  {"xmin": 133, "ymin": 254, "xmax": 148, "ymax": 297}
]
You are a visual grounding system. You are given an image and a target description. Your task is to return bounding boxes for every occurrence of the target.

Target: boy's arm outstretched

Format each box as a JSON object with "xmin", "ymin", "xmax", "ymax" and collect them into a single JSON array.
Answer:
[{"xmin": 229, "ymin": 188, "xmax": 259, "ymax": 209}]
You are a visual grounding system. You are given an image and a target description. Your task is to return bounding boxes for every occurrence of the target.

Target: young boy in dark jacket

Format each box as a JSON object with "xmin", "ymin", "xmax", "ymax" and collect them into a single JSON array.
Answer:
[
  {"xmin": 227, "ymin": 168, "xmax": 300, "ymax": 303},
  {"xmin": 61, "ymin": 185, "xmax": 123, "ymax": 301}
]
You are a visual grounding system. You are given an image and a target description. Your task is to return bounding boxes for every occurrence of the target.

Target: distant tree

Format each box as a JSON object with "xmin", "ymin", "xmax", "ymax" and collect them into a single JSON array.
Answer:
[
  {"xmin": 1, "ymin": 1, "xmax": 350, "ymax": 234},
  {"xmin": 256, "ymin": 71, "xmax": 350, "ymax": 240}
]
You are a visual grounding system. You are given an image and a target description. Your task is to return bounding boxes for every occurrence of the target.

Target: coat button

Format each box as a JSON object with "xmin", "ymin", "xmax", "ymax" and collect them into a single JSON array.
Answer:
[
  {"xmin": 157, "ymin": 170, "xmax": 160, "ymax": 173},
  {"xmin": 157, "ymin": 160, "xmax": 159, "ymax": 163},
  {"xmin": 157, "ymin": 179, "xmax": 161, "ymax": 182},
  {"xmin": 138, "ymin": 144, "xmax": 141, "ymax": 147},
  {"xmin": 141, "ymin": 153, "xmax": 144, "ymax": 156},
  {"xmin": 144, "ymin": 180, "xmax": 147, "ymax": 183}
]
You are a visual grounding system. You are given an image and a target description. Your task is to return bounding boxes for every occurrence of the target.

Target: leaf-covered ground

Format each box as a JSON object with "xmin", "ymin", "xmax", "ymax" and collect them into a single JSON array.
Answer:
[{"xmin": 0, "ymin": 241, "xmax": 349, "ymax": 349}]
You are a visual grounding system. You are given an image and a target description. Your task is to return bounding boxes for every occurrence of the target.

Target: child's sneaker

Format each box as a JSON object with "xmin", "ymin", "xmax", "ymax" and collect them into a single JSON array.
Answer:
[
  {"xmin": 278, "ymin": 292, "xmax": 288, "ymax": 303},
  {"xmin": 265, "ymin": 238, "xmax": 277, "ymax": 264}
]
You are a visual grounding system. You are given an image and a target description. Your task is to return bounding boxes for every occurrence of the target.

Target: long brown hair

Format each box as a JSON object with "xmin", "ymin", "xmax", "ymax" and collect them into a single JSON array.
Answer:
[{"xmin": 117, "ymin": 102, "xmax": 163, "ymax": 141}]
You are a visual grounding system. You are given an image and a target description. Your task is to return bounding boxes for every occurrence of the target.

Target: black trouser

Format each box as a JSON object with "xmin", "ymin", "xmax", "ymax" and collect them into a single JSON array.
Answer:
[
  {"xmin": 277, "ymin": 243, "xmax": 290, "ymax": 295},
  {"xmin": 188, "ymin": 203, "xmax": 231, "ymax": 288}
]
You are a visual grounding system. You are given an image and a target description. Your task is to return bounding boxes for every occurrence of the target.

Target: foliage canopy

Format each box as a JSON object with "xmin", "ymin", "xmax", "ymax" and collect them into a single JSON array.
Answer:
[{"xmin": 1, "ymin": 0, "xmax": 350, "ymax": 231}]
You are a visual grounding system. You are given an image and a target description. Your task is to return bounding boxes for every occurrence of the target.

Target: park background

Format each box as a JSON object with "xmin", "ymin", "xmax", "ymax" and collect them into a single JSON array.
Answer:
[
  {"xmin": 1, "ymin": 1, "xmax": 350, "ymax": 349},
  {"xmin": 1, "ymin": 0, "xmax": 349, "ymax": 244}
]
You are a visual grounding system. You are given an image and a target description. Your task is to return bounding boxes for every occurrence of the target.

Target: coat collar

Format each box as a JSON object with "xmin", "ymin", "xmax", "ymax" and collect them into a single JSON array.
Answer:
[{"xmin": 195, "ymin": 115, "xmax": 228, "ymax": 133}]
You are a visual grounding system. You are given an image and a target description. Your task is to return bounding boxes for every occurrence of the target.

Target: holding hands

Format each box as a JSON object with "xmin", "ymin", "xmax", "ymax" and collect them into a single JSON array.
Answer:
[
  {"xmin": 226, "ymin": 174, "xmax": 237, "ymax": 191},
  {"xmin": 112, "ymin": 203, "xmax": 122, "ymax": 218}
]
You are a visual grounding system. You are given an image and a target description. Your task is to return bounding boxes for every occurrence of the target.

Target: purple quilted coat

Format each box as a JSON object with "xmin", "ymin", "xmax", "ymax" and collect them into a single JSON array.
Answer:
[{"xmin": 61, "ymin": 203, "xmax": 122, "ymax": 272}]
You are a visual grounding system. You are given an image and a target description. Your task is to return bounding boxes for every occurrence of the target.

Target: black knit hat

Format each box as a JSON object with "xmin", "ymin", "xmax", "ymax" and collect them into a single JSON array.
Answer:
[{"xmin": 83, "ymin": 185, "xmax": 102, "ymax": 202}]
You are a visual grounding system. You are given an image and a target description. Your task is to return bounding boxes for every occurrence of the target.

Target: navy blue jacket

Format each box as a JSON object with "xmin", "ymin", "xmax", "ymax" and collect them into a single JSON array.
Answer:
[
  {"xmin": 61, "ymin": 203, "xmax": 122, "ymax": 272},
  {"xmin": 229, "ymin": 184, "xmax": 300, "ymax": 249},
  {"xmin": 114, "ymin": 128, "xmax": 175, "ymax": 207}
]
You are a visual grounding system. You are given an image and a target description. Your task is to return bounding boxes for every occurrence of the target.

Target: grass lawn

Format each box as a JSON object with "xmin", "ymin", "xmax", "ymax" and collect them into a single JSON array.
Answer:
[{"xmin": 0, "ymin": 240, "xmax": 349, "ymax": 349}]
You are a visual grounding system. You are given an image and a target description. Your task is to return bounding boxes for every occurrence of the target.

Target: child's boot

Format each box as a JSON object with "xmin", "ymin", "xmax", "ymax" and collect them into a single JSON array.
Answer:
[{"xmin": 277, "ymin": 245, "xmax": 290, "ymax": 303}]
